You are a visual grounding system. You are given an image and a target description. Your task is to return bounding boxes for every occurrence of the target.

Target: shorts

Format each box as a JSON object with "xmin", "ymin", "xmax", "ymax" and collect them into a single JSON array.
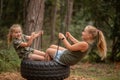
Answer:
[
  {"xmin": 20, "ymin": 48, "xmax": 34, "ymax": 59},
  {"xmin": 25, "ymin": 52, "xmax": 32, "ymax": 59},
  {"xmin": 54, "ymin": 50, "xmax": 66, "ymax": 65},
  {"xmin": 26, "ymin": 49, "xmax": 34, "ymax": 59}
]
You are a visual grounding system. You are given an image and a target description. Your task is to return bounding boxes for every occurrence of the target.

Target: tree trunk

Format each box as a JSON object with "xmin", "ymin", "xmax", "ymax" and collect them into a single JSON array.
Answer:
[
  {"xmin": 24, "ymin": 0, "xmax": 44, "ymax": 50},
  {"xmin": 50, "ymin": 0, "xmax": 57, "ymax": 43},
  {"xmin": 64, "ymin": 0, "xmax": 74, "ymax": 32},
  {"xmin": 0, "ymin": 0, "xmax": 3, "ymax": 20}
]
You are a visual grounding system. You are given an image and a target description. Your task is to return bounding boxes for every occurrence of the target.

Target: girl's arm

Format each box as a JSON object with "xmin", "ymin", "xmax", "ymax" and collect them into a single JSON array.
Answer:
[
  {"xmin": 20, "ymin": 33, "xmax": 35, "ymax": 47},
  {"xmin": 59, "ymin": 33, "xmax": 88, "ymax": 52},
  {"xmin": 66, "ymin": 32, "xmax": 79, "ymax": 44},
  {"xmin": 26, "ymin": 31, "xmax": 43, "ymax": 40},
  {"xmin": 20, "ymin": 31, "xmax": 43, "ymax": 47},
  {"xmin": 25, "ymin": 35, "xmax": 31, "ymax": 40},
  {"xmin": 33, "ymin": 30, "xmax": 43, "ymax": 39}
]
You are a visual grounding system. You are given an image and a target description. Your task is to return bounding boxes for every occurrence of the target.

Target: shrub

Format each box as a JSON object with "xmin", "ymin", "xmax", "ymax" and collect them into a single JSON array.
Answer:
[{"xmin": 0, "ymin": 46, "xmax": 20, "ymax": 73}]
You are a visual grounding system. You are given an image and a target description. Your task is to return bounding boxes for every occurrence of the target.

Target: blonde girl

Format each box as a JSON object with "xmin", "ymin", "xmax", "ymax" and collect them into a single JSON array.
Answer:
[
  {"xmin": 7, "ymin": 24, "xmax": 46, "ymax": 60},
  {"xmin": 46, "ymin": 25, "xmax": 107, "ymax": 65}
]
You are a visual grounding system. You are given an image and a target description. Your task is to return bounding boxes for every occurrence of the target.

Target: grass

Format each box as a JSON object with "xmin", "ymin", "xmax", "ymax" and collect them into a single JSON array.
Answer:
[
  {"xmin": 0, "ymin": 47, "xmax": 21, "ymax": 73},
  {"xmin": 70, "ymin": 62, "xmax": 120, "ymax": 80}
]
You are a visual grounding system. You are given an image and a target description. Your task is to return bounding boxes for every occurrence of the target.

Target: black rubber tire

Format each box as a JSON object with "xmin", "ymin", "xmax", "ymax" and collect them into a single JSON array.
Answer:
[{"xmin": 20, "ymin": 59, "xmax": 70, "ymax": 80}]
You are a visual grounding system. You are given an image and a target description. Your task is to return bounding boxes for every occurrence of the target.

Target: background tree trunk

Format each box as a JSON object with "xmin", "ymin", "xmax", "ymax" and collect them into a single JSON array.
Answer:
[
  {"xmin": 64, "ymin": 0, "xmax": 74, "ymax": 32},
  {"xmin": 50, "ymin": 0, "xmax": 57, "ymax": 43},
  {"xmin": 24, "ymin": 0, "xmax": 44, "ymax": 50},
  {"xmin": 0, "ymin": 0, "xmax": 3, "ymax": 20}
]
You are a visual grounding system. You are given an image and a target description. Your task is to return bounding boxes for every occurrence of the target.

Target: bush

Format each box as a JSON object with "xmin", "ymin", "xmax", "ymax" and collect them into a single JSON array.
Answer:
[{"xmin": 0, "ymin": 46, "xmax": 21, "ymax": 73}]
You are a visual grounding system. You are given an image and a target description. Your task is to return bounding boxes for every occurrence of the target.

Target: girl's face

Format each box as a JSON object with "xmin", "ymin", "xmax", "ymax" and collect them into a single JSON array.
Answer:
[
  {"xmin": 81, "ymin": 28, "xmax": 92, "ymax": 41},
  {"xmin": 12, "ymin": 28, "xmax": 22, "ymax": 39}
]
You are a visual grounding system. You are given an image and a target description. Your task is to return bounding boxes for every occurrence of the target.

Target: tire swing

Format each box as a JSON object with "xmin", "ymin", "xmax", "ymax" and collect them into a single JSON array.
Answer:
[
  {"xmin": 21, "ymin": 60, "xmax": 70, "ymax": 80},
  {"xmin": 20, "ymin": 1, "xmax": 70, "ymax": 80}
]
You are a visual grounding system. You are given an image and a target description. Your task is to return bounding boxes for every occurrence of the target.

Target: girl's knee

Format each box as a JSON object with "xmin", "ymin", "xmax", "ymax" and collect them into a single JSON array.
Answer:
[
  {"xmin": 28, "ymin": 54, "xmax": 34, "ymax": 60},
  {"xmin": 46, "ymin": 48, "xmax": 51, "ymax": 53},
  {"xmin": 50, "ymin": 44, "xmax": 57, "ymax": 48}
]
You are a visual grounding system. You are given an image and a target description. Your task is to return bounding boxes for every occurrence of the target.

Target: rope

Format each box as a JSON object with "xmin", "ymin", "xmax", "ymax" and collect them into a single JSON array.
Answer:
[{"xmin": 55, "ymin": 0, "xmax": 66, "ymax": 59}]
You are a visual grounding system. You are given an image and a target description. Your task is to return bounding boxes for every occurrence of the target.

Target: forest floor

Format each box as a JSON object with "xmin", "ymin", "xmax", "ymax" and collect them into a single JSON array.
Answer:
[{"xmin": 0, "ymin": 62, "xmax": 120, "ymax": 80}]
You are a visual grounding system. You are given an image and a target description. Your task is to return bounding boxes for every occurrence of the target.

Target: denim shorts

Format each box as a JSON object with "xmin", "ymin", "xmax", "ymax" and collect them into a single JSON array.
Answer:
[{"xmin": 54, "ymin": 50, "xmax": 66, "ymax": 65}]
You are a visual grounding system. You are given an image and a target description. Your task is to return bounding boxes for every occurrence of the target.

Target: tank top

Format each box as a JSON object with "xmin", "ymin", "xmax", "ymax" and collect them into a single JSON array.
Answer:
[
  {"xmin": 59, "ymin": 43, "xmax": 92, "ymax": 65},
  {"xmin": 13, "ymin": 34, "xmax": 34, "ymax": 59}
]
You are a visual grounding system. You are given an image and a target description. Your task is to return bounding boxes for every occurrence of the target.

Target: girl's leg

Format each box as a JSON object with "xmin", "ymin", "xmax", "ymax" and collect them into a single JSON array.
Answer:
[
  {"xmin": 28, "ymin": 50, "xmax": 46, "ymax": 61},
  {"xmin": 28, "ymin": 53, "xmax": 45, "ymax": 60},
  {"xmin": 44, "ymin": 53, "xmax": 52, "ymax": 61},
  {"xmin": 50, "ymin": 44, "xmax": 66, "ymax": 50},
  {"xmin": 45, "ymin": 48, "xmax": 57, "ymax": 60},
  {"xmin": 33, "ymin": 50, "xmax": 46, "ymax": 56}
]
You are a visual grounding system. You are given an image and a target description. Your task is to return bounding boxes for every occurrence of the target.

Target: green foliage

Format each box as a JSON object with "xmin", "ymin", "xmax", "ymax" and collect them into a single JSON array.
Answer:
[
  {"xmin": 0, "ymin": 46, "xmax": 20, "ymax": 73},
  {"xmin": 70, "ymin": 7, "xmax": 90, "ymax": 40},
  {"xmin": 0, "ymin": 27, "xmax": 8, "ymax": 40},
  {"xmin": 115, "ymin": 52, "xmax": 120, "ymax": 61},
  {"xmin": 81, "ymin": 51, "xmax": 102, "ymax": 63},
  {"xmin": 0, "ymin": 0, "xmax": 24, "ymax": 27}
]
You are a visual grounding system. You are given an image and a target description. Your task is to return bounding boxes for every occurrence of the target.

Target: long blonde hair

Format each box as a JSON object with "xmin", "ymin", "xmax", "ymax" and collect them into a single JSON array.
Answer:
[
  {"xmin": 86, "ymin": 25, "xmax": 107, "ymax": 60},
  {"xmin": 7, "ymin": 24, "xmax": 22, "ymax": 46}
]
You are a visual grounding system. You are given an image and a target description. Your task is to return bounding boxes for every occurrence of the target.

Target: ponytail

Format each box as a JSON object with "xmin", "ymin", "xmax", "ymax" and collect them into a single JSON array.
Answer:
[
  {"xmin": 85, "ymin": 25, "xmax": 107, "ymax": 60},
  {"xmin": 97, "ymin": 30, "xmax": 107, "ymax": 60}
]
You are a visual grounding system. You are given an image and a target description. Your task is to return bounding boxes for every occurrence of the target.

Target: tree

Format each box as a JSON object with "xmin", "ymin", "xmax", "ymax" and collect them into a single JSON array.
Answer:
[
  {"xmin": 49, "ymin": 0, "xmax": 74, "ymax": 43},
  {"xmin": 24, "ymin": 0, "xmax": 45, "ymax": 50},
  {"xmin": 111, "ymin": 0, "xmax": 120, "ymax": 61},
  {"xmin": 0, "ymin": 0, "xmax": 3, "ymax": 20},
  {"xmin": 64, "ymin": 0, "xmax": 74, "ymax": 32},
  {"xmin": 50, "ymin": 0, "xmax": 57, "ymax": 43}
]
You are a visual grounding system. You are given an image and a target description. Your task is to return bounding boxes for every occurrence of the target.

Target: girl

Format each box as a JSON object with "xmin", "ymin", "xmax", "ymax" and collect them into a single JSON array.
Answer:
[
  {"xmin": 46, "ymin": 25, "xmax": 107, "ymax": 65},
  {"xmin": 7, "ymin": 24, "xmax": 46, "ymax": 60}
]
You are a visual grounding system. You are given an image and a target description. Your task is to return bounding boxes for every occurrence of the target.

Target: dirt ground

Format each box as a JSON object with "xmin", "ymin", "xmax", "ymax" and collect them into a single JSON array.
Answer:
[
  {"xmin": 0, "ymin": 72, "xmax": 25, "ymax": 80},
  {"xmin": 0, "ymin": 72, "xmax": 95, "ymax": 80}
]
